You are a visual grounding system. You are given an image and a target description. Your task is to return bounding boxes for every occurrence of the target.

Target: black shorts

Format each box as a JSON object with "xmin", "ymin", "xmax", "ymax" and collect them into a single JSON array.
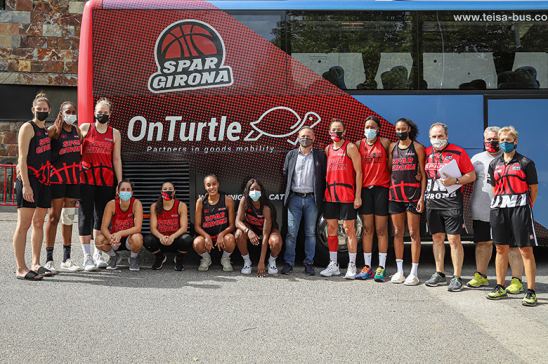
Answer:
[
  {"xmin": 51, "ymin": 183, "xmax": 81, "ymax": 200},
  {"xmin": 359, "ymin": 186, "xmax": 389, "ymax": 216},
  {"xmin": 473, "ymin": 220, "xmax": 492, "ymax": 243},
  {"xmin": 115, "ymin": 237, "xmax": 129, "ymax": 251},
  {"xmin": 323, "ymin": 202, "xmax": 356, "ymax": 220},
  {"xmin": 145, "ymin": 234, "xmax": 193, "ymax": 253},
  {"xmin": 78, "ymin": 184, "xmax": 115, "ymax": 236},
  {"xmin": 15, "ymin": 178, "xmax": 51, "ymax": 209},
  {"xmin": 389, "ymin": 200, "xmax": 420, "ymax": 215},
  {"xmin": 426, "ymin": 208, "xmax": 464, "ymax": 235},
  {"xmin": 491, "ymin": 206, "xmax": 537, "ymax": 247}
]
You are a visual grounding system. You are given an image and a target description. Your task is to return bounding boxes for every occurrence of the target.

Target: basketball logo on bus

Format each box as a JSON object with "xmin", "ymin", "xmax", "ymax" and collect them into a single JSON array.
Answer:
[{"xmin": 148, "ymin": 20, "xmax": 233, "ymax": 93}]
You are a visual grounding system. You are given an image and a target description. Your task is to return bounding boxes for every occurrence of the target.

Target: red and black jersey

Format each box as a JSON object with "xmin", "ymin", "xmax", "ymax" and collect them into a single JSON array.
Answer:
[
  {"xmin": 424, "ymin": 143, "xmax": 474, "ymax": 210},
  {"xmin": 80, "ymin": 124, "xmax": 115, "ymax": 186},
  {"xmin": 156, "ymin": 199, "xmax": 181, "ymax": 235},
  {"xmin": 488, "ymin": 153, "xmax": 537, "ymax": 208},
  {"xmin": 245, "ymin": 203, "xmax": 265, "ymax": 235},
  {"xmin": 390, "ymin": 142, "xmax": 421, "ymax": 202},
  {"xmin": 25, "ymin": 121, "xmax": 51, "ymax": 185},
  {"xmin": 50, "ymin": 126, "xmax": 81, "ymax": 185},
  {"xmin": 110, "ymin": 197, "xmax": 135, "ymax": 233},
  {"xmin": 201, "ymin": 193, "xmax": 229, "ymax": 239},
  {"xmin": 359, "ymin": 138, "xmax": 390, "ymax": 188},
  {"xmin": 324, "ymin": 141, "xmax": 355, "ymax": 203}
]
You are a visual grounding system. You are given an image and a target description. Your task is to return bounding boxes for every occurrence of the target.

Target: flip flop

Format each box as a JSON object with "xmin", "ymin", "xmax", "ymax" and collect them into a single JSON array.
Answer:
[
  {"xmin": 36, "ymin": 266, "xmax": 55, "ymax": 277},
  {"xmin": 16, "ymin": 271, "xmax": 44, "ymax": 281}
]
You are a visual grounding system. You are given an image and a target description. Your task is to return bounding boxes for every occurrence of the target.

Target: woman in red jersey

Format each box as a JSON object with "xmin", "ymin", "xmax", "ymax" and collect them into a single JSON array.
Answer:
[
  {"xmin": 13, "ymin": 92, "xmax": 53, "ymax": 280},
  {"xmin": 144, "ymin": 181, "xmax": 192, "ymax": 271},
  {"xmin": 235, "ymin": 178, "xmax": 282, "ymax": 277},
  {"xmin": 320, "ymin": 118, "xmax": 362, "ymax": 279},
  {"xmin": 96, "ymin": 179, "xmax": 143, "ymax": 271},
  {"xmin": 78, "ymin": 98, "xmax": 122, "ymax": 272},
  {"xmin": 355, "ymin": 115, "xmax": 391, "ymax": 282},
  {"xmin": 193, "ymin": 175, "xmax": 236, "ymax": 272},
  {"xmin": 43, "ymin": 101, "xmax": 82, "ymax": 273},
  {"xmin": 388, "ymin": 118, "xmax": 426, "ymax": 286}
]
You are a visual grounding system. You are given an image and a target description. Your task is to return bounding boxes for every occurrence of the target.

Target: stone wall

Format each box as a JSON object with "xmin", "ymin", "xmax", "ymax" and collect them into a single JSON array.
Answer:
[
  {"xmin": 0, "ymin": 121, "xmax": 23, "ymax": 164},
  {"xmin": 0, "ymin": 0, "xmax": 85, "ymax": 87}
]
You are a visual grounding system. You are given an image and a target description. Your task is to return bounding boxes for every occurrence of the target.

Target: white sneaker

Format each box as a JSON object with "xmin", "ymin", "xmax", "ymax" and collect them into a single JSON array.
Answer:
[
  {"xmin": 344, "ymin": 263, "xmax": 357, "ymax": 280},
  {"xmin": 44, "ymin": 260, "xmax": 57, "ymax": 274},
  {"xmin": 391, "ymin": 271, "xmax": 406, "ymax": 284},
  {"xmin": 404, "ymin": 273, "xmax": 420, "ymax": 286},
  {"xmin": 83, "ymin": 255, "xmax": 97, "ymax": 272},
  {"xmin": 198, "ymin": 256, "xmax": 212, "ymax": 272},
  {"xmin": 94, "ymin": 253, "xmax": 108, "ymax": 269},
  {"xmin": 221, "ymin": 256, "xmax": 233, "ymax": 272},
  {"xmin": 59, "ymin": 259, "xmax": 82, "ymax": 272},
  {"xmin": 268, "ymin": 260, "xmax": 278, "ymax": 275},
  {"xmin": 241, "ymin": 263, "xmax": 252, "ymax": 275},
  {"xmin": 320, "ymin": 261, "xmax": 341, "ymax": 277}
]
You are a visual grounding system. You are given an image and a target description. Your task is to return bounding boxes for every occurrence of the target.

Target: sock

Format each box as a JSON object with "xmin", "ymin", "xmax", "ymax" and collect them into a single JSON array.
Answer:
[
  {"xmin": 364, "ymin": 253, "xmax": 372, "ymax": 267},
  {"xmin": 437, "ymin": 271, "xmax": 446, "ymax": 278},
  {"xmin": 328, "ymin": 236, "xmax": 338, "ymax": 263},
  {"xmin": 349, "ymin": 253, "xmax": 356, "ymax": 265},
  {"xmin": 130, "ymin": 251, "xmax": 139, "ymax": 258},
  {"xmin": 222, "ymin": 251, "xmax": 231, "ymax": 259},
  {"xmin": 242, "ymin": 254, "xmax": 252, "ymax": 265},
  {"xmin": 63, "ymin": 245, "xmax": 71, "ymax": 262},
  {"xmin": 379, "ymin": 252, "xmax": 387, "ymax": 268},
  {"xmin": 46, "ymin": 247, "xmax": 54, "ymax": 262},
  {"xmin": 93, "ymin": 243, "xmax": 100, "ymax": 257},
  {"xmin": 106, "ymin": 249, "xmax": 116, "ymax": 257},
  {"xmin": 527, "ymin": 289, "xmax": 536, "ymax": 294},
  {"xmin": 410, "ymin": 263, "xmax": 419, "ymax": 277},
  {"xmin": 82, "ymin": 243, "xmax": 91, "ymax": 256},
  {"xmin": 396, "ymin": 259, "xmax": 403, "ymax": 274},
  {"xmin": 200, "ymin": 252, "xmax": 211, "ymax": 259},
  {"xmin": 269, "ymin": 255, "xmax": 277, "ymax": 264}
]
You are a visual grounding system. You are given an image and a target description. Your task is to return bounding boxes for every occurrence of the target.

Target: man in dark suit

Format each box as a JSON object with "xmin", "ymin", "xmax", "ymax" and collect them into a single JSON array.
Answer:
[{"xmin": 282, "ymin": 126, "xmax": 327, "ymax": 275}]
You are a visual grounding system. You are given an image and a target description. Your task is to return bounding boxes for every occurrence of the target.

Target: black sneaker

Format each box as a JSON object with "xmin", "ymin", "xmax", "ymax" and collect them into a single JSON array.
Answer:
[
  {"xmin": 152, "ymin": 253, "xmax": 166, "ymax": 270},
  {"xmin": 448, "ymin": 276, "xmax": 464, "ymax": 292},
  {"xmin": 174, "ymin": 254, "xmax": 185, "ymax": 271},
  {"xmin": 304, "ymin": 262, "xmax": 315, "ymax": 276},
  {"xmin": 281, "ymin": 263, "xmax": 293, "ymax": 275},
  {"xmin": 425, "ymin": 272, "xmax": 447, "ymax": 287}
]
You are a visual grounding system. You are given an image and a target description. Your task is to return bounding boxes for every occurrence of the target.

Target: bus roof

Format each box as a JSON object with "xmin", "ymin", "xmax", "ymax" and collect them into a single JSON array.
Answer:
[{"xmin": 100, "ymin": 0, "xmax": 548, "ymax": 11}]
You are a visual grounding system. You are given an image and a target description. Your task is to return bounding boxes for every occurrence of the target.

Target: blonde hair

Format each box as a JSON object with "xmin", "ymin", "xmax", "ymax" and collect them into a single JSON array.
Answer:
[
  {"xmin": 32, "ymin": 91, "xmax": 51, "ymax": 109},
  {"xmin": 498, "ymin": 126, "xmax": 518, "ymax": 140},
  {"xmin": 95, "ymin": 97, "xmax": 112, "ymax": 112}
]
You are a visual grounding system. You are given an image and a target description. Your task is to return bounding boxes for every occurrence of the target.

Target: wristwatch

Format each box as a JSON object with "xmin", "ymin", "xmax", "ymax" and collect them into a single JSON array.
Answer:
[{"xmin": 455, "ymin": 177, "xmax": 460, "ymax": 185}]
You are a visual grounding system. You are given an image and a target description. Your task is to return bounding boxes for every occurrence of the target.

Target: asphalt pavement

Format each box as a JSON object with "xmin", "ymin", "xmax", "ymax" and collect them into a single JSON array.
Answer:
[{"xmin": 0, "ymin": 212, "xmax": 547, "ymax": 363}]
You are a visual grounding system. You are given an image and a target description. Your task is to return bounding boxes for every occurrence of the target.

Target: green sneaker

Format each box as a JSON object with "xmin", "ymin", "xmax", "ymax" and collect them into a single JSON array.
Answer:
[
  {"xmin": 374, "ymin": 266, "xmax": 386, "ymax": 282},
  {"xmin": 487, "ymin": 285, "xmax": 508, "ymax": 300},
  {"xmin": 466, "ymin": 272, "xmax": 489, "ymax": 288},
  {"xmin": 522, "ymin": 290, "xmax": 538, "ymax": 307},
  {"xmin": 506, "ymin": 277, "xmax": 524, "ymax": 295}
]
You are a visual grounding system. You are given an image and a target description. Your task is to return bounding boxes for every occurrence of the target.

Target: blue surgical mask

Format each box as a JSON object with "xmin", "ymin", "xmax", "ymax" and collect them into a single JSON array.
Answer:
[
  {"xmin": 500, "ymin": 142, "xmax": 516, "ymax": 153},
  {"xmin": 364, "ymin": 128, "xmax": 377, "ymax": 140},
  {"xmin": 119, "ymin": 191, "xmax": 132, "ymax": 201},
  {"xmin": 249, "ymin": 190, "xmax": 261, "ymax": 202}
]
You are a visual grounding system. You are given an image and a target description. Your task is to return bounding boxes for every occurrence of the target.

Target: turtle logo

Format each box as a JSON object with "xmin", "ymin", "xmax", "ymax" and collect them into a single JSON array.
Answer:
[
  {"xmin": 148, "ymin": 20, "xmax": 233, "ymax": 93},
  {"xmin": 244, "ymin": 106, "xmax": 321, "ymax": 145}
]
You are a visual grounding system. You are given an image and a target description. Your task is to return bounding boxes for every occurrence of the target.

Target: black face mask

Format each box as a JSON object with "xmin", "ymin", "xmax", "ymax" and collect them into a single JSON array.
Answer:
[
  {"xmin": 36, "ymin": 111, "xmax": 49, "ymax": 121},
  {"xmin": 396, "ymin": 131, "xmax": 409, "ymax": 140},
  {"xmin": 95, "ymin": 113, "xmax": 110, "ymax": 124}
]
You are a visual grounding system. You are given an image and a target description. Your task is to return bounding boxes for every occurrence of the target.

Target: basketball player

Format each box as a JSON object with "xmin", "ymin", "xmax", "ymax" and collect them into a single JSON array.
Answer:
[
  {"xmin": 78, "ymin": 98, "xmax": 123, "ymax": 271},
  {"xmin": 320, "ymin": 119, "xmax": 362, "ymax": 279},
  {"xmin": 388, "ymin": 118, "xmax": 426, "ymax": 285}
]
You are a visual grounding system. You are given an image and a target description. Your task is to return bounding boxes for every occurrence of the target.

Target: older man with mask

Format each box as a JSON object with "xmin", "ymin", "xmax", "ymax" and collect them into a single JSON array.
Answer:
[
  {"xmin": 281, "ymin": 127, "xmax": 327, "ymax": 275},
  {"xmin": 424, "ymin": 122, "xmax": 476, "ymax": 292},
  {"xmin": 467, "ymin": 126, "xmax": 524, "ymax": 292}
]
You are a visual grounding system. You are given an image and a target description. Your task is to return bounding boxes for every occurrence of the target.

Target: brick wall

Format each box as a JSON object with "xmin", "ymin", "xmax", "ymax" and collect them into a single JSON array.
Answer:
[{"xmin": 0, "ymin": 0, "xmax": 84, "ymax": 164}]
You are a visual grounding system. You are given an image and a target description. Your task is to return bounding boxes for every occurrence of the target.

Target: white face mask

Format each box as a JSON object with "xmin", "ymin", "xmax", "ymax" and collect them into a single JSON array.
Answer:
[
  {"xmin": 430, "ymin": 138, "xmax": 448, "ymax": 150},
  {"xmin": 63, "ymin": 113, "xmax": 77, "ymax": 125}
]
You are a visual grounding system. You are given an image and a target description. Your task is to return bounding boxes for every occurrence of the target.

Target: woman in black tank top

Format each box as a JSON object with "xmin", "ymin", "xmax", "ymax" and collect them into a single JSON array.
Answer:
[
  {"xmin": 235, "ymin": 178, "xmax": 283, "ymax": 277},
  {"xmin": 193, "ymin": 175, "xmax": 236, "ymax": 272},
  {"xmin": 44, "ymin": 101, "xmax": 83, "ymax": 273},
  {"xmin": 13, "ymin": 92, "xmax": 54, "ymax": 280},
  {"xmin": 387, "ymin": 118, "xmax": 426, "ymax": 285}
]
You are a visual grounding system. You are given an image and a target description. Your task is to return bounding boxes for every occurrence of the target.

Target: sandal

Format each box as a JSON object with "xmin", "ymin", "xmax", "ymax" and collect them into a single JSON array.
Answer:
[
  {"xmin": 36, "ymin": 266, "xmax": 55, "ymax": 277},
  {"xmin": 16, "ymin": 270, "xmax": 44, "ymax": 281}
]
